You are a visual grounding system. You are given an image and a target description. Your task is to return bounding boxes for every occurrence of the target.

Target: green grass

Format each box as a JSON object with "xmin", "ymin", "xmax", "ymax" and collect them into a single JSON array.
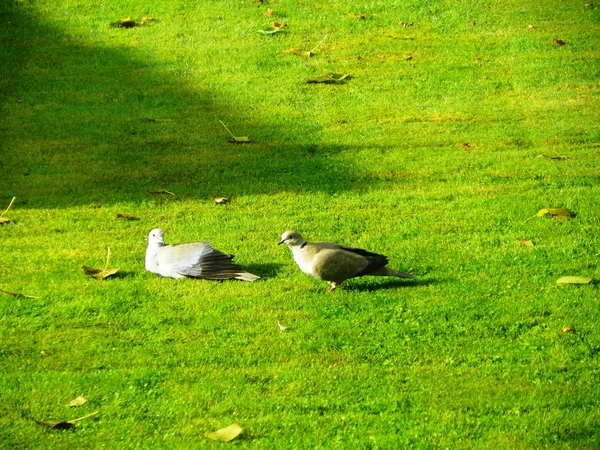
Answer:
[{"xmin": 1, "ymin": 0, "xmax": 599, "ymax": 447}]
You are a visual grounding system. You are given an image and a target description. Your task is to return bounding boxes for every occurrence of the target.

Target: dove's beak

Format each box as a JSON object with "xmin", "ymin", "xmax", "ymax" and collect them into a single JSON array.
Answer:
[{"xmin": 278, "ymin": 239, "xmax": 285, "ymax": 245}]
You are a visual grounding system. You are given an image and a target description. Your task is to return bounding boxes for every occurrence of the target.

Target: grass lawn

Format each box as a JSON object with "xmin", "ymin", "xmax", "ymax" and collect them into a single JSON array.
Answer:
[{"xmin": 1, "ymin": 0, "xmax": 599, "ymax": 447}]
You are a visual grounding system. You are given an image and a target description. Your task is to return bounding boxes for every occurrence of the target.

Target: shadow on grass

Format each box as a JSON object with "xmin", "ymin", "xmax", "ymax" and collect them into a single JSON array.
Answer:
[
  {"xmin": 347, "ymin": 277, "xmax": 441, "ymax": 292},
  {"xmin": 242, "ymin": 263, "xmax": 285, "ymax": 280},
  {"xmin": 0, "ymin": 3, "xmax": 364, "ymax": 209}
]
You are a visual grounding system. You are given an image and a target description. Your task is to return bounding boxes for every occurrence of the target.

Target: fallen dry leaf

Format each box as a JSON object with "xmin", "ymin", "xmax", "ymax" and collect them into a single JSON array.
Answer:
[
  {"xmin": 402, "ymin": 22, "xmax": 413, "ymax": 27},
  {"xmin": 110, "ymin": 17, "xmax": 137, "ymax": 28},
  {"xmin": 347, "ymin": 13, "xmax": 366, "ymax": 20},
  {"xmin": 556, "ymin": 276, "xmax": 593, "ymax": 286},
  {"xmin": 148, "ymin": 189, "xmax": 175, "ymax": 195},
  {"xmin": 82, "ymin": 266, "xmax": 119, "ymax": 280},
  {"xmin": 110, "ymin": 17, "xmax": 156, "ymax": 28},
  {"xmin": 34, "ymin": 411, "xmax": 98, "ymax": 430},
  {"xmin": 0, "ymin": 196, "xmax": 16, "ymax": 225},
  {"xmin": 285, "ymin": 36, "xmax": 327, "ymax": 58},
  {"xmin": 220, "ymin": 121, "xmax": 250, "ymax": 143},
  {"xmin": 34, "ymin": 419, "xmax": 73, "ymax": 430},
  {"xmin": 518, "ymin": 239, "xmax": 534, "ymax": 247},
  {"xmin": 264, "ymin": 8, "xmax": 273, "ymax": 17},
  {"xmin": 116, "ymin": 213, "xmax": 139, "ymax": 221},
  {"xmin": 554, "ymin": 39, "xmax": 566, "ymax": 46},
  {"xmin": 561, "ymin": 326, "xmax": 576, "ymax": 333},
  {"xmin": 537, "ymin": 151, "xmax": 571, "ymax": 160},
  {"xmin": 205, "ymin": 423, "xmax": 243, "ymax": 442},
  {"xmin": 68, "ymin": 395, "xmax": 87, "ymax": 408},
  {"xmin": 286, "ymin": 48, "xmax": 313, "ymax": 57},
  {"xmin": 524, "ymin": 208, "xmax": 573, "ymax": 223},
  {"xmin": 0, "ymin": 289, "xmax": 39, "ymax": 299},
  {"xmin": 83, "ymin": 248, "xmax": 119, "ymax": 280},
  {"xmin": 304, "ymin": 73, "xmax": 349, "ymax": 84},
  {"xmin": 528, "ymin": 24, "xmax": 535, "ymax": 29}
]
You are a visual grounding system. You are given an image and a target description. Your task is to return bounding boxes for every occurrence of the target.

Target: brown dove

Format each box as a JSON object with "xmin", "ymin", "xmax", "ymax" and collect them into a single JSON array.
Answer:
[{"xmin": 279, "ymin": 230, "xmax": 415, "ymax": 291}]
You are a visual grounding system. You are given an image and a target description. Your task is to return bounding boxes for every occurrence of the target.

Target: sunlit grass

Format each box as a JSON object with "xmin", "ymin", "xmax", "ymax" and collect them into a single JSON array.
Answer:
[{"xmin": 1, "ymin": 0, "xmax": 599, "ymax": 448}]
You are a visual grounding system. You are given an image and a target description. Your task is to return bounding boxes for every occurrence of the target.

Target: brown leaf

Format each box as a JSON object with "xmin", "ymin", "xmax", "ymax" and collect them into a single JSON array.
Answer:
[
  {"xmin": 148, "ymin": 189, "xmax": 175, "ymax": 196},
  {"xmin": 402, "ymin": 22, "xmax": 413, "ymax": 27},
  {"xmin": 205, "ymin": 423, "xmax": 243, "ymax": 442},
  {"xmin": 561, "ymin": 326, "xmax": 576, "ymax": 333},
  {"xmin": 110, "ymin": 17, "xmax": 137, "ymax": 28},
  {"xmin": 528, "ymin": 24, "xmax": 535, "ymax": 29},
  {"xmin": 264, "ymin": 8, "xmax": 273, "ymax": 17},
  {"xmin": 553, "ymin": 39, "xmax": 566, "ymax": 46},
  {"xmin": 34, "ymin": 419, "xmax": 73, "ymax": 430},
  {"xmin": 304, "ymin": 73, "xmax": 349, "ymax": 84},
  {"xmin": 116, "ymin": 213, "xmax": 139, "ymax": 221},
  {"xmin": 82, "ymin": 266, "xmax": 119, "ymax": 280},
  {"xmin": 0, "ymin": 289, "xmax": 39, "ymax": 299},
  {"xmin": 470, "ymin": 21, "xmax": 476, "ymax": 26},
  {"xmin": 83, "ymin": 248, "xmax": 119, "ymax": 280},
  {"xmin": 461, "ymin": 142, "xmax": 470, "ymax": 148},
  {"xmin": 518, "ymin": 239, "xmax": 534, "ymax": 247}
]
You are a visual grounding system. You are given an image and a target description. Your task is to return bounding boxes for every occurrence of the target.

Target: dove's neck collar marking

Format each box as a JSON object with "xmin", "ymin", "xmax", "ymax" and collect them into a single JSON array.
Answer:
[{"xmin": 300, "ymin": 241, "xmax": 307, "ymax": 249}]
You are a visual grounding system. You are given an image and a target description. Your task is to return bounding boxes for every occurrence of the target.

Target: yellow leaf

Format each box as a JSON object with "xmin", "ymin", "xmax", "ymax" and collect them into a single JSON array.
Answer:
[
  {"xmin": 518, "ymin": 239, "xmax": 534, "ymax": 247},
  {"xmin": 68, "ymin": 395, "xmax": 87, "ymax": 407},
  {"xmin": 148, "ymin": 189, "xmax": 175, "ymax": 195},
  {"xmin": 82, "ymin": 266, "xmax": 119, "ymax": 280},
  {"xmin": 83, "ymin": 248, "xmax": 119, "ymax": 280},
  {"xmin": 0, "ymin": 196, "xmax": 16, "ymax": 225},
  {"xmin": 525, "ymin": 208, "xmax": 573, "ymax": 223},
  {"xmin": 285, "ymin": 48, "xmax": 313, "ymax": 58},
  {"xmin": 556, "ymin": 276, "xmax": 592, "ymax": 286},
  {"xmin": 205, "ymin": 423, "xmax": 243, "ymax": 442},
  {"xmin": 347, "ymin": 13, "xmax": 366, "ymax": 20}
]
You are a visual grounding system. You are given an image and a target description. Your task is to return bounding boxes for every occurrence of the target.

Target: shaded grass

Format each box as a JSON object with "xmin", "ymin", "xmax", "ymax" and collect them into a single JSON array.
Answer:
[{"xmin": 1, "ymin": 0, "xmax": 600, "ymax": 448}]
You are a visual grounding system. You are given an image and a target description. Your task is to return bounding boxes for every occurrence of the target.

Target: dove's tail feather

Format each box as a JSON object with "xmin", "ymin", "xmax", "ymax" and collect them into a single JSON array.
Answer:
[
  {"xmin": 369, "ymin": 266, "xmax": 416, "ymax": 280},
  {"xmin": 235, "ymin": 272, "xmax": 260, "ymax": 282},
  {"xmin": 194, "ymin": 250, "xmax": 260, "ymax": 281}
]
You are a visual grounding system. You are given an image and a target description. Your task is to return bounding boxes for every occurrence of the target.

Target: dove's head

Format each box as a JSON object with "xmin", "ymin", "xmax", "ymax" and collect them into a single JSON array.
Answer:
[
  {"xmin": 148, "ymin": 228, "xmax": 166, "ymax": 246},
  {"xmin": 278, "ymin": 230, "xmax": 306, "ymax": 247}
]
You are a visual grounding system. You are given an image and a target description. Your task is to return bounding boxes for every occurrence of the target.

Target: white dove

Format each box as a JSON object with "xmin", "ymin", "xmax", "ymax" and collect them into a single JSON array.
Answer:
[{"xmin": 145, "ymin": 229, "xmax": 259, "ymax": 281}]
